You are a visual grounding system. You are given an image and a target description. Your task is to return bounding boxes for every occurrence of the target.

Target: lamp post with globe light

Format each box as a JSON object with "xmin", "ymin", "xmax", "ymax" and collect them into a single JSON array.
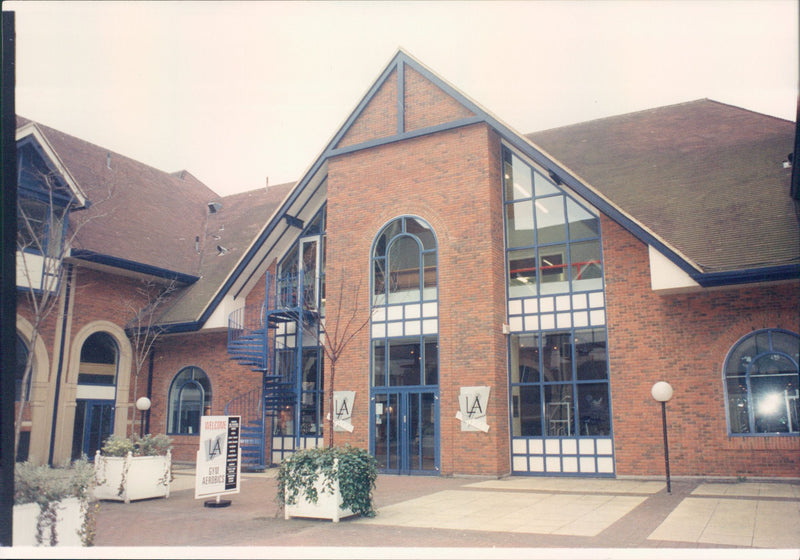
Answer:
[
  {"xmin": 651, "ymin": 381, "xmax": 674, "ymax": 493},
  {"xmin": 135, "ymin": 397, "xmax": 151, "ymax": 438}
]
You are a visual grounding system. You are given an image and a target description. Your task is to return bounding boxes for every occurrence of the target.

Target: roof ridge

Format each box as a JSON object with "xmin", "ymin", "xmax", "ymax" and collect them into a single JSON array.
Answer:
[
  {"xmin": 18, "ymin": 115, "xmax": 220, "ymax": 197},
  {"xmin": 526, "ymin": 99, "xmax": 794, "ymax": 137}
]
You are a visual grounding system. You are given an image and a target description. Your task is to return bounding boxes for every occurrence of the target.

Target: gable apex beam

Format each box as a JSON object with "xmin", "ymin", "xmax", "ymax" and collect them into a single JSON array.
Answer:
[
  {"xmin": 327, "ymin": 59, "xmax": 401, "ymax": 152},
  {"xmin": 397, "ymin": 59, "xmax": 405, "ymax": 134},
  {"xmin": 327, "ymin": 116, "xmax": 483, "ymax": 158}
]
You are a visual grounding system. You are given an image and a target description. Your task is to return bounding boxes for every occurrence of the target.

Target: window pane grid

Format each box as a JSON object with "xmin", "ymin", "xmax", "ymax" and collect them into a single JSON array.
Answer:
[
  {"xmin": 723, "ymin": 329, "xmax": 800, "ymax": 435},
  {"xmin": 503, "ymin": 147, "xmax": 603, "ymax": 299}
]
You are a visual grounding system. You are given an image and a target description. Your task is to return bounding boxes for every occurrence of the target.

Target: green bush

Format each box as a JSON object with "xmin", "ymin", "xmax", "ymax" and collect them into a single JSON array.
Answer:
[
  {"xmin": 276, "ymin": 445, "xmax": 378, "ymax": 518},
  {"xmin": 14, "ymin": 458, "xmax": 95, "ymax": 506},
  {"xmin": 14, "ymin": 458, "xmax": 97, "ymax": 546},
  {"xmin": 100, "ymin": 433, "xmax": 172, "ymax": 457}
]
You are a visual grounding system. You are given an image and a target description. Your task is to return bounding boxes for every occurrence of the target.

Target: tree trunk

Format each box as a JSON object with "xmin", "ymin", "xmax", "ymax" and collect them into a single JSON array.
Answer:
[
  {"xmin": 14, "ymin": 327, "xmax": 39, "ymax": 458},
  {"xmin": 327, "ymin": 361, "xmax": 335, "ymax": 449}
]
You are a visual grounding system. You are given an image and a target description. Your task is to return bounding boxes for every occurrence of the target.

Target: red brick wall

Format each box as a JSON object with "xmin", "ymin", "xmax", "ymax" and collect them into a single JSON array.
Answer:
[
  {"xmin": 404, "ymin": 66, "xmax": 474, "ymax": 132},
  {"xmin": 602, "ymin": 215, "xmax": 800, "ymax": 478},
  {"xmin": 148, "ymin": 330, "xmax": 262, "ymax": 462},
  {"xmin": 326, "ymin": 122, "xmax": 509, "ymax": 476},
  {"xmin": 337, "ymin": 69, "xmax": 398, "ymax": 149},
  {"xmin": 70, "ymin": 267, "xmax": 157, "ymax": 429}
]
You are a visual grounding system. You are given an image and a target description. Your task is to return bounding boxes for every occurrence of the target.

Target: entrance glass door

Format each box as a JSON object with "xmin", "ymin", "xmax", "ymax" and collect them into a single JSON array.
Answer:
[
  {"xmin": 373, "ymin": 390, "xmax": 438, "ymax": 474},
  {"xmin": 72, "ymin": 399, "xmax": 114, "ymax": 460}
]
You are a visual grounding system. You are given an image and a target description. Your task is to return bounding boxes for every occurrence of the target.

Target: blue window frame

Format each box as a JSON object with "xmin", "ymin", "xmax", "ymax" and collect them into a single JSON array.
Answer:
[
  {"xmin": 509, "ymin": 329, "xmax": 610, "ymax": 437},
  {"xmin": 503, "ymin": 146, "xmax": 602, "ymax": 298},
  {"xmin": 167, "ymin": 366, "xmax": 211, "ymax": 435},
  {"xmin": 370, "ymin": 216, "xmax": 440, "ymax": 475},
  {"xmin": 372, "ymin": 216, "xmax": 437, "ymax": 306},
  {"xmin": 724, "ymin": 329, "xmax": 800, "ymax": 435},
  {"xmin": 503, "ymin": 146, "xmax": 613, "ymax": 476},
  {"xmin": 16, "ymin": 142, "xmax": 73, "ymax": 258},
  {"xmin": 272, "ymin": 206, "xmax": 327, "ymax": 439}
]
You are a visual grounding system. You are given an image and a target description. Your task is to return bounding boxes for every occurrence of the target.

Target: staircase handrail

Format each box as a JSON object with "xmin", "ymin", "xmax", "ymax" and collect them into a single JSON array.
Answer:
[{"xmin": 224, "ymin": 387, "xmax": 263, "ymax": 424}]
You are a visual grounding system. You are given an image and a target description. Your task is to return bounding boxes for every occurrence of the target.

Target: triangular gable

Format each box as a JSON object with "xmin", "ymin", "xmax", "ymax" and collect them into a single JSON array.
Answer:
[
  {"xmin": 16, "ymin": 122, "xmax": 88, "ymax": 208},
  {"xmin": 334, "ymin": 57, "xmax": 476, "ymax": 151},
  {"xmin": 189, "ymin": 49, "xmax": 782, "ymax": 333},
  {"xmin": 193, "ymin": 48, "xmax": 702, "ymax": 331},
  {"xmin": 322, "ymin": 50, "xmax": 708, "ymax": 281},
  {"xmin": 328, "ymin": 50, "xmax": 481, "ymax": 157}
]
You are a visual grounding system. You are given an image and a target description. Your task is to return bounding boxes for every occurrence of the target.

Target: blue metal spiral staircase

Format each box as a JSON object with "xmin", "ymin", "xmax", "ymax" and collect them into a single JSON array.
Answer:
[{"xmin": 224, "ymin": 270, "xmax": 317, "ymax": 471}]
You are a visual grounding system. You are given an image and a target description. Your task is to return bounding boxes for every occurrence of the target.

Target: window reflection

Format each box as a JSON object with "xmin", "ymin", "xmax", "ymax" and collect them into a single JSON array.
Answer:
[
  {"xmin": 372, "ymin": 217, "xmax": 437, "ymax": 305},
  {"xmin": 502, "ymin": 147, "xmax": 603, "ymax": 297},
  {"xmin": 510, "ymin": 332, "xmax": 611, "ymax": 438},
  {"xmin": 724, "ymin": 329, "xmax": 799, "ymax": 434},
  {"xmin": 373, "ymin": 335, "xmax": 438, "ymax": 387},
  {"xmin": 168, "ymin": 367, "xmax": 211, "ymax": 435}
]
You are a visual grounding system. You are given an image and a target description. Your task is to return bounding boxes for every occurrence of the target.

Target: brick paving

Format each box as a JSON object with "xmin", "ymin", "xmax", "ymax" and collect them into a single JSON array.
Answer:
[{"xmin": 84, "ymin": 470, "xmax": 800, "ymax": 559}]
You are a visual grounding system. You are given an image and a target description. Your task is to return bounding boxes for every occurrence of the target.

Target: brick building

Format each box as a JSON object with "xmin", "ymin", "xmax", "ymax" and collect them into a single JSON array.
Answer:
[{"xmin": 14, "ymin": 50, "xmax": 799, "ymax": 478}]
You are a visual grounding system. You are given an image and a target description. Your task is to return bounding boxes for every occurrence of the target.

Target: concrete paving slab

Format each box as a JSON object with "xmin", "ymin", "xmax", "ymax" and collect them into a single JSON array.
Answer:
[
  {"xmin": 355, "ymin": 488, "xmax": 645, "ymax": 537},
  {"xmin": 469, "ymin": 477, "xmax": 665, "ymax": 494},
  {"xmin": 693, "ymin": 482, "xmax": 800, "ymax": 498},
  {"xmin": 85, "ymin": 469, "xmax": 800, "ymax": 555},
  {"xmin": 648, "ymin": 496, "xmax": 800, "ymax": 548}
]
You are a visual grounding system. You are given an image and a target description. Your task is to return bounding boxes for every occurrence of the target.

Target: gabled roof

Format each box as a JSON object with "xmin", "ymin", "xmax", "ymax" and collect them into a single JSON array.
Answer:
[
  {"xmin": 16, "ymin": 116, "xmax": 217, "ymax": 280},
  {"xmin": 22, "ymin": 51, "xmax": 795, "ymax": 335},
  {"xmin": 206, "ymin": 48, "xmax": 798, "ymax": 323},
  {"xmin": 16, "ymin": 118, "xmax": 89, "ymax": 208},
  {"xmin": 15, "ymin": 116, "xmax": 298, "ymax": 329},
  {"xmin": 155, "ymin": 182, "xmax": 295, "ymax": 326},
  {"xmin": 527, "ymin": 100, "xmax": 799, "ymax": 281}
]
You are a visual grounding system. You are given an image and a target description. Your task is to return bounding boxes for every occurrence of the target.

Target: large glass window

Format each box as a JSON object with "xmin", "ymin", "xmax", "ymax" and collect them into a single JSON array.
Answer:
[
  {"xmin": 167, "ymin": 367, "xmax": 212, "ymax": 435},
  {"xmin": 372, "ymin": 217, "xmax": 437, "ymax": 306},
  {"xmin": 372, "ymin": 335, "xmax": 438, "ymax": 387},
  {"xmin": 510, "ymin": 329, "xmax": 610, "ymax": 437},
  {"xmin": 277, "ymin": 206, "xmax": 326, "ymax": 310},
  {"xmin": 503, "ymin": 147, "xmax": 603, "ymax": 298},
  {"xmin": 17, "ymin": 197, "xmax": 67, "ymax": 257},
  {"xmin": 724, "ymin": 329, "xmax": 799, "ymax": 435}
]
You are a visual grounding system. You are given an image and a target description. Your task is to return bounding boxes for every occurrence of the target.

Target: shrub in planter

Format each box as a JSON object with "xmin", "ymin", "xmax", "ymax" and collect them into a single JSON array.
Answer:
[
  {"xmin": 14, "ymin": 458, "xmax": 97, "ymax": 546},
  {"xmin": 94, "ymin": 434, "xmax": 173, "ymax": 503},
  {"xmin": 277, "ymin": 445, "xmax": 378, "ymax": 522}
]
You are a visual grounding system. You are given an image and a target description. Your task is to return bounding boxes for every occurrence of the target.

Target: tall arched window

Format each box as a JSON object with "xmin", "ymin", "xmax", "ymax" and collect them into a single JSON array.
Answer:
[
  {"xmin": 167, "ymin": 367, "xmax": 212, "ymax": 435},
  {"xmin": 78, "ymin": 331, "xmax": 118, "ymax": 385},
  {"xmin": 724, "ymin": 329, "xmax": 800, "ymax": 435},
  {"xmin": 372, "ymin": 216, "xmax": 437, "ymax": 306},
  {"xmin": 16, "ymin": 334, "xmax": 31, "ymax": 402}
]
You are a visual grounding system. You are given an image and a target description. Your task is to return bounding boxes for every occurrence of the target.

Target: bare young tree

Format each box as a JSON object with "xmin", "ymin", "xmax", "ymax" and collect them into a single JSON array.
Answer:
[
  {"xmin": 293, "ymin": 275, "xmax": 375, "ymax": 449},
  {"xmin": 124, "ymin": 279, "xmax": 178, "ymax": 436},
  {"xmin": 15, "ymin": 169, "xmax": 113, "ymax": 458}
]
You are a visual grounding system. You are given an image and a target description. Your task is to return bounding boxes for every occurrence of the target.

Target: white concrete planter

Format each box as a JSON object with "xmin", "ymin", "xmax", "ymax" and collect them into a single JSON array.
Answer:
[
  {"xmin": 94, "ymin": 450, "xmax": 171, "ymax": 503},
  {"xmin": 13, "ymin": 497, "xmax": 85, "ymax": 547},
  {"xmin": 284, "ymin": 474, "xmax": 354, "ymax": 523}
]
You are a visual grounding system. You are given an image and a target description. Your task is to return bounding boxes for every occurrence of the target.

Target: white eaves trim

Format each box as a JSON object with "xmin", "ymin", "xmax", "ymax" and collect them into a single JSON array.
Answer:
[
  {"xmin": 16, "ymin": 122, "xmax": 89, "ymax": 208},
  {"xmin": 649, "ymin": 245, "xmax": 701, "ymax": 293},
  {"xmin": 203, "ymin": 294, "xmax": 244, "ymax": 330}
]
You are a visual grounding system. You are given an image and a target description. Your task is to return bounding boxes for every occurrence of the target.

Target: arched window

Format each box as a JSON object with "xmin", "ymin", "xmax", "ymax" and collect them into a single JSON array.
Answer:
[
  {"xmin": 16, "ymin": 334, "xmax": 31, "ymax": 402},
  {"xmin": 78, "ymin": 331, "xmax": 118, "ymax": 385},
  {"xmin": 167, "ymin": 367, "xmax": 212, "ymax": 435},
  {"xmin": 724, "ymin": 329, "xmax": 800, "ymax": 435},
  {"xmin": 372, "ymin": 216, "xmax": 437, "ymax": 305}
]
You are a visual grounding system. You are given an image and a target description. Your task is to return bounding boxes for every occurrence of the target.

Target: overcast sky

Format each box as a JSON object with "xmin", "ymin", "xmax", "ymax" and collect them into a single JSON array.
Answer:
[{"xmin": 6, "ymin": 0, "xmax": 798, "ymax": 196}]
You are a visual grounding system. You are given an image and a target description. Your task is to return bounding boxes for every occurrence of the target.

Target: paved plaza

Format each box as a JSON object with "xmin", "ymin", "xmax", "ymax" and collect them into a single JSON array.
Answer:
[{"xmin": 8, "ymin": 467, "xmax": 800, "ymax": 559}]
